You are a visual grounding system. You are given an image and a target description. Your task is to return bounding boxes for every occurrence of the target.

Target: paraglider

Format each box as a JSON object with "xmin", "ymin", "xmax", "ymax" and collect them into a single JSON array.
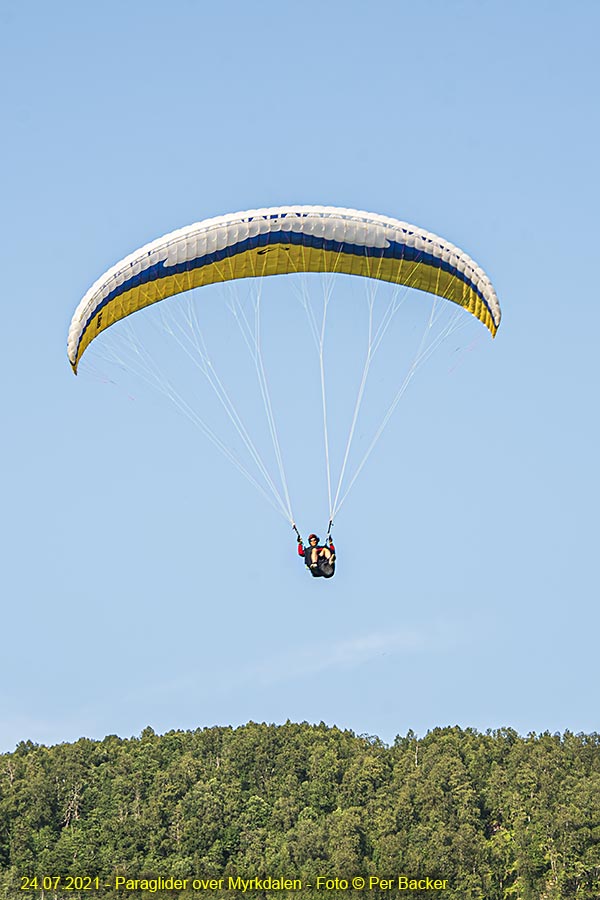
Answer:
[
  {"xmin": 68, "ymin": 205, "xmax": 501, "ymax": 580},
  {"xmin": 295, "ymin": 530, "xmax": 336, "ymax": 579}
]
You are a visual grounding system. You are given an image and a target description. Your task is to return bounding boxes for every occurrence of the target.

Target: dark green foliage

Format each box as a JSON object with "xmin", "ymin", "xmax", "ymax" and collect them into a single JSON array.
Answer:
[{"xmin": 1, "ymin": 724, "xmax": 599, "ymax": 898}]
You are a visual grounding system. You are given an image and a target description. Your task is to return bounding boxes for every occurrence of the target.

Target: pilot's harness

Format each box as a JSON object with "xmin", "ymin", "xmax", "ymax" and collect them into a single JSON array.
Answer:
[{"xmin": 293, "ymin": 521, "xmax": 334, "ymax": 569}]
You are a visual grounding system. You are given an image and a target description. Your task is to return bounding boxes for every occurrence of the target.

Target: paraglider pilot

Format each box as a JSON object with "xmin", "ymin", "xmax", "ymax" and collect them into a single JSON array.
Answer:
[{"xmin": 297, "ymin": 532, "xmax": 336, "ymax": 579}]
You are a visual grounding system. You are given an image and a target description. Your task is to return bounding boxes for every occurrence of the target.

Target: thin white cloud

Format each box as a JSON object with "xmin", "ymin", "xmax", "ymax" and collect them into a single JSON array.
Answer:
[
  {"xmin": 108, "ymin": 615, "xmax": 479, "ymax": 711},
  {"xmin": 250, "ymin": 619, "xmax": 464, "ymax": 686}
]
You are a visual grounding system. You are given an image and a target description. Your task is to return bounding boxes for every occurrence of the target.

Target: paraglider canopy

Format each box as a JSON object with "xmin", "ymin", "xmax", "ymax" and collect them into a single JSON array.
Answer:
[
  {"xmin": 68, "ymin": 205, "xmax": 500, "ymax": 373},
  {"xmin": 68, "ymin": 204, "xmax": 501, "ymax": 543}
]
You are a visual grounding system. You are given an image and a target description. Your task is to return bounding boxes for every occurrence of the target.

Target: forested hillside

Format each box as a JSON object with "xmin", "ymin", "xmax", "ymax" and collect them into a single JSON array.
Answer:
[{"xmin": 1, "ymin": 723, "xmax": 599, "ymax": 899}]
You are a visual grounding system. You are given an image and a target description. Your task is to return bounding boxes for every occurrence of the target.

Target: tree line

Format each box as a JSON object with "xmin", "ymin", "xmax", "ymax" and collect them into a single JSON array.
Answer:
[{"xmin": 1, "ymin": 722, "xmax": 599, "ymax": 898}]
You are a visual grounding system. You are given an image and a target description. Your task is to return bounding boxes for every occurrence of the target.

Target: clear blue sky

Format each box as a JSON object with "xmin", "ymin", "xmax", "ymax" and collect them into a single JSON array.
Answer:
[{"xmin": 1, "ymin": 0, "xmax": 599, "ymax": 753}]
